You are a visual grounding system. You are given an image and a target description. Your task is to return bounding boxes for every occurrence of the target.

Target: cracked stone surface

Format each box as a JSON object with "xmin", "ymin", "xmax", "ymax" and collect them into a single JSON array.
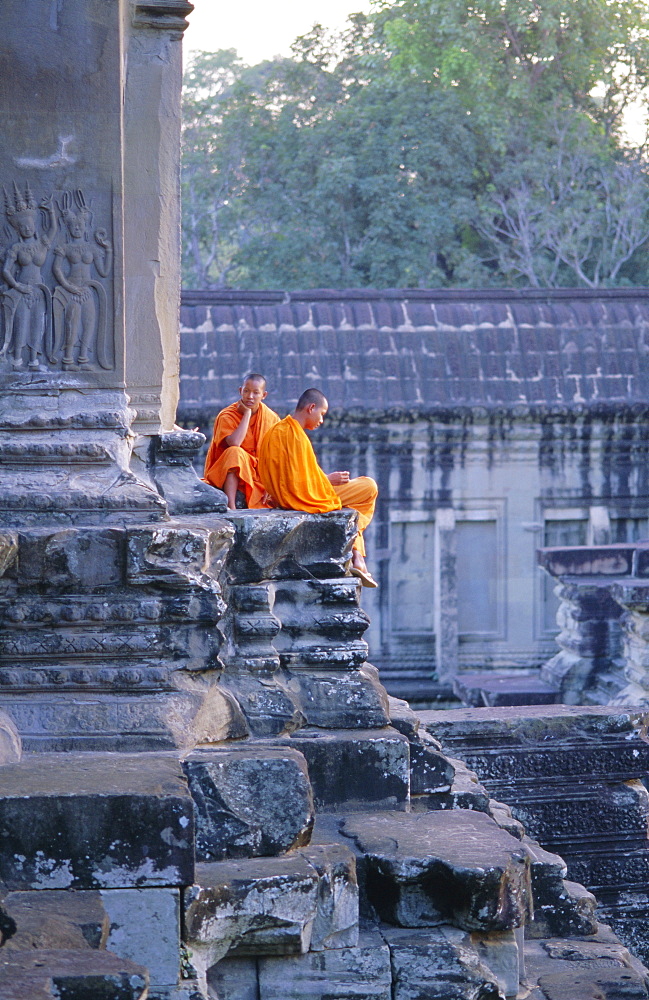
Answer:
[
  {"xmin": 341, "ymin": 810, "xmax": 531, "ymax": 932},
  {"xmin": 183, "ymin": 746, "xmax": 314, "ymax": 861}
]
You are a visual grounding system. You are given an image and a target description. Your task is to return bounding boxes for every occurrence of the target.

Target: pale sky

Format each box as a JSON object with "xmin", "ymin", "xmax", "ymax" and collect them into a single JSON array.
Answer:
[{"xmin": 184, "ymin": 0, "xmax": 372, "ymax": 66}]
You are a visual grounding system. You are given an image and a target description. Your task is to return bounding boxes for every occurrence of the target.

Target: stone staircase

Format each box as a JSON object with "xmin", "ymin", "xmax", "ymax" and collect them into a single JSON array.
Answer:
[
  {"xmin": 419, "ymin": 704, "xmax": 649, "ymax": 974},
  {"xmin": 2, "ymin": 704, "xmax": 649, "ymax": 1000}
]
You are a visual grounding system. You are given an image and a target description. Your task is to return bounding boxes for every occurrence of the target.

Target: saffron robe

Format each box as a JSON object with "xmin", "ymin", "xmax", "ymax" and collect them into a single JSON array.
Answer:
[
  {"xmin": 204, "ymin": 401, "xmax": 280, "ymax": 509},
  {"xmin": 258, "ymin": 414, "xmax": 377, "ymax": 554}
]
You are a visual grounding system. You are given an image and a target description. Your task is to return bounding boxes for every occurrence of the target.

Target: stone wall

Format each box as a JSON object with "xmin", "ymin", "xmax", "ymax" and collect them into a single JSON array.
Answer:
[{"xmin": 178, "ymin": 288, "xmax": 649, "ymax": 703}]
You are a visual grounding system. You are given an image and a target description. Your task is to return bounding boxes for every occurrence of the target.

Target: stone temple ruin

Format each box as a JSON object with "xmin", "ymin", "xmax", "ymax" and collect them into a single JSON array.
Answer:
[{"xmin": 2, "ymin": 3, "xmax": 649, "ymax": 1000}]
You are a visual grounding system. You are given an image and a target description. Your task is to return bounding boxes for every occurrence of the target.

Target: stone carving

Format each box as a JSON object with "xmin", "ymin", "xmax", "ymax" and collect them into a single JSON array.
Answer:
[
  {"xmin": 1, "ymin": 182, "xmax": 55, "ymax": 369},
  {"xmin": 0, "ymin": 183, "xmax": 114, "ymax": 374},
  {"xmin": 52, "ymin": 190, "xmax": 113, "ymax": 370}
]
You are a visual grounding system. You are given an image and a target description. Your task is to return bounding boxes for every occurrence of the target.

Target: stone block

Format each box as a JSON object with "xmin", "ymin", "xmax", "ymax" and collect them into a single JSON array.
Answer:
[
  {"xmin": 183, "ymin": 856, "xmax": 319, "ymax": 978},
  {"xmin": 471, "ymin": 929, "xmax": 522, "ymax": 999},
  {"xmin": 0, "ymin": 753, "xmax": 194, "ymax": 889},
  {"xmin": 125, "ymin": 519, "xmax": 232, "ymax": 593},
  {"xmin": 288, "ymin": 727, "xmax": 409, "ymax": 812},
  {"xmin": 511, "ymin": 781, "xmax": 649, "ymax": 854},
  {"xmin": 342, "ymin": 810, "xmax": 531, "ymax": 932},
  {"xmin": 3, "ymin": 889, "xmax": 108, "ymax": 951},
  {"xmin": 0, "ymin": 948, "xmax": 148, "ymax": 1000},
  {"xmin": 387, "ymin": 696, "xmax": 422, "ymax": 740},
  {"xmin": 523, "ymin": 837, "xmax": 599, "ymax": 940},
  {"xmin": 17, "ymin": 528, "xmax": 123, "ymax": 591},
  {"xmin": 149, "ymin": 430, "xmax": 228, "ymax": 516},
  {"xmin": 182, "ymin": 745, "xmax": 313, "ymax": 861},
  {"xmin": 537, "ymin": 545, "xmax": 635, "ymax": 578},
  {"xmin": 256, "ymin": 928, "xmax": 392, "ymax": 1000},
  {"xmin": 524, "ymin": 930, "xmax": 645, "ymax": 985},
  {"xmin": 488, "ymin": 800, "xmax": 525, "ymax": 841},
  {"xmin": 206, "ymin": 957, "xmax": 258, "ymax": 1000},
  {"xmin": 219, "ymin": 671, "xmax": 304, "ymax": 738},
  {"xmin": 101, "ymin": 888, "xmax": 180, "ymax": 987},
  {"xmin": 412, "ymin": 757, "xmax": 490, "ymax": 814},
  {"xmin": 1, "ymin": 687, "xmax": 248, "ymax": 755},
  {"xmin": 418, "ymin": 706, "xmax": 649, "ymax": 791},
  {"xmin": 223, "ymin": 509, "xmax": 357, "ymax": 583},
  {"xmin": 283, "ymin": 663, "xmax": 390, "ymax": 729},
  {"xmin": 298, "ymin": 843, "xmax": 359, "ymax": 950},
  {"xmin": 409, "ymin": 734, "xmax": 455, "ymax": 795},
  {"xmin": 383, "ymin": 925, "xmax": 505, "ymax": 1000}
]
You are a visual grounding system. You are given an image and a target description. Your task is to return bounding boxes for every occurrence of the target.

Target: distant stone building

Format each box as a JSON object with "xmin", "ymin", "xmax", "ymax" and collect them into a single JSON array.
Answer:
[{"xmin": 179, "ymin": 288, "xmax": 649, "ymax": 704}]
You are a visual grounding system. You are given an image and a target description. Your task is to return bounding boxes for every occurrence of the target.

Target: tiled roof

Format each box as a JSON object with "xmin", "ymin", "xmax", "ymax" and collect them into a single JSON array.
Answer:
[{"xmin": 179, "ymin": 288, "xmax": 649, "ymax": 418}]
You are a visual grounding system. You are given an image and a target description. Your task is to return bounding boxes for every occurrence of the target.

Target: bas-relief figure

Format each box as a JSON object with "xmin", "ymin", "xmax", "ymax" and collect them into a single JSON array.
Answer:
[
  {"xmin": 0, "ymin": 182, "xmax": 113, "ymax": 373},
  {"xmin": 53, "ymin": 190, "xmax": 113, "ymax": 370},
  {"xmin": 1, "ymin": 182, "xmax": 55, "ymax": 370}
]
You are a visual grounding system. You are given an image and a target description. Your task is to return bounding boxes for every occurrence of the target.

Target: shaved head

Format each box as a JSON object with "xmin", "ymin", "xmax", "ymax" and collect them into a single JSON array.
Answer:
[
  {"xmin": 296, "ymin": 387, "xmax": 327, "ymax": 411},
  {"xmin": 242, "ymin": 372, "xmax": 266, "ymax": 388}
]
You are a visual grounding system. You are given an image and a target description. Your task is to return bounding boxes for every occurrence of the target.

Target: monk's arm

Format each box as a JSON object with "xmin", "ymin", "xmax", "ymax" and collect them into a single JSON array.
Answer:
[{"xmin": 223, "ymin": 406, "xmax": 252, "ymax": 448}]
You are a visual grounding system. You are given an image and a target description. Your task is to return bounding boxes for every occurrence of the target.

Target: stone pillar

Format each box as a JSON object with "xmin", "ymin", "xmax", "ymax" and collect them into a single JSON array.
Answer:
[
  {"xmin": 124, "ymin": 1, "xmax": 191, "ymax": 436},
  {"xmin": 433, "ymin": 508, "xmax": 458, "ymax": 681},
  {"xmin": 0, "ymin": 0, "xmax": 231, "ymax": 748},
  {"xmin": 0, "ymin": 0, "xmax": 222, "ymax": 525}
]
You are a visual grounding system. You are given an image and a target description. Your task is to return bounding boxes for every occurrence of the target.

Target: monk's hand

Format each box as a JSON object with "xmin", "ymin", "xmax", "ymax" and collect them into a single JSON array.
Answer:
[{"xmin": 327, "ymin": 471, "xmax": 350, "ymax": 485}]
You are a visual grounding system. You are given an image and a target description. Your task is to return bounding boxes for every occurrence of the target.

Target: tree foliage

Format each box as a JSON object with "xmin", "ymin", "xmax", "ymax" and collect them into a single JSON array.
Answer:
[{"xmin": 181, "ymin": 1, "xmax": 649, "ymax": 289}]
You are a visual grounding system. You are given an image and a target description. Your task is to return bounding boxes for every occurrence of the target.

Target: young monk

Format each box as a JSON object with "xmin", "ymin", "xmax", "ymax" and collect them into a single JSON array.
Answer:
[
  {"xmin": 258, "ymin": 387, "xmax": 379, "ymax": 587},
  {"xmin": 204, "ymin": 373, "xmax": 280, "ymax": 510}
]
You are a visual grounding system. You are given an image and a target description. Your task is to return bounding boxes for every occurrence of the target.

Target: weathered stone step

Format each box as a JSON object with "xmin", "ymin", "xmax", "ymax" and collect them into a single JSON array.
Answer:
[
  {"xmin": 184, "ymin": 845, "xmax": 359, "ymax": 992},
  {"xmin": 530, "ymin": 968, "xmax": 649, "ymax": 999},
  {"xmin": 452, "ymin": 671, "xmax": 559, "ymax": 708},
  {"xmin": 418, "ymin": 705, "xmax": 649, "ymax": 792},
  {"xmin": 508, "ymin": 781, "xmax": 649, "ymax": 855},
  {"xmin": 0, "ymin": 753, "xmax": 194, "ymax": 890},
  {"xmin": 182, "ymin": 745, "xmax": 314, "ymax": 861},
  {"xmin": 0, "ymin": 948, "xmax": 148, "ymax": 1000},
  {"xmin": 525, "ymin": 927, "xmax": 649, "ymax": 999},
  {"xmin": 340, "ymin": 809, "xmax": 531, "ymax": 932},
  {"xmin": 284, "ymin": 728, "xmax": 410, "ymax": 812},
  {"xmin": 568, "ymin": 846, "xmax": 649, "ymax": 893}
]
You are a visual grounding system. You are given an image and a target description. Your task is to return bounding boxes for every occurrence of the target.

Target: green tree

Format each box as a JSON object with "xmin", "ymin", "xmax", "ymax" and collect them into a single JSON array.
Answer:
[{"xmin": 181, "ymin": 2, "xmax": 649, "ymax": 289}]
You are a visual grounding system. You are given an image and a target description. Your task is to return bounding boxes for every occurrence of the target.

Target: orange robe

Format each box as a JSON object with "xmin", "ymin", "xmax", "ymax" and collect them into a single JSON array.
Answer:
[
  {"xmin": 257, "ymin": 414, "xmax": 377, "ymax": 554},
  {"xmin": 204, "ymin": 401, "xmax": 280, "ymax": 509}
]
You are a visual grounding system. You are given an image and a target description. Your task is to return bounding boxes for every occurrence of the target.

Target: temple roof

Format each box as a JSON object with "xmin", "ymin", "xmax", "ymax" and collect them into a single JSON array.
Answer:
[{"xmin": 179, "ymin": 288, "xmax": 649, "ymax": 418}]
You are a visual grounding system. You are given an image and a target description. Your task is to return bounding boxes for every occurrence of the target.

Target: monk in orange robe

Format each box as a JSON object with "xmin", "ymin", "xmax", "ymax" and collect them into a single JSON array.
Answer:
[
  {"xmin": 258, "ymin": 387, "xmax": 378, "ymax": 587},
  {"xmin": 204, "ymin": 373, "xmax": 279, "ymax": 510}
]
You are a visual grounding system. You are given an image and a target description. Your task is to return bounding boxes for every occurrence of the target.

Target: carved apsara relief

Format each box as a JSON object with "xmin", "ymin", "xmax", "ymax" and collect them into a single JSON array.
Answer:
[{"xmin": 0, "ymin": 182, "xmax": 114, "ymax": 373}]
